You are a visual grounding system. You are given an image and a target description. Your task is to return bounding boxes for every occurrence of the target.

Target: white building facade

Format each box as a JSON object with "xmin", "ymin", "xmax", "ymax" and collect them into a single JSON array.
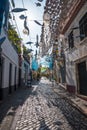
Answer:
[
  {"xmin": 62, "ymin": 1, "xmax": 87, "ymax": 97},
  {"xmin": 0, "ymin": 29, "xmax": 19, "ymax": 100},
  {"xmin": 21, "ymin": 56, "xmax": 30, "ymax": 87}
]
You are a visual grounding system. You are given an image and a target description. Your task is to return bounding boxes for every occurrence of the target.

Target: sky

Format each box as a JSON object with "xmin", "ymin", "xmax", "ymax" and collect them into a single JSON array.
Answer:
[{"xmin": 10, "ymin": 0, "xmax": 46, "ymax": 54}]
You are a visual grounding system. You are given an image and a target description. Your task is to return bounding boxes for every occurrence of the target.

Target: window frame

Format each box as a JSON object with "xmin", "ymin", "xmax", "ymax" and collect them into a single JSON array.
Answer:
[
  {"xmin": 79, "ymin": 12, "xmax": 87, "ymax": 41},
  {"xmin": 68, "ymin": 30, "xmax": 74, "ymax": 49}
]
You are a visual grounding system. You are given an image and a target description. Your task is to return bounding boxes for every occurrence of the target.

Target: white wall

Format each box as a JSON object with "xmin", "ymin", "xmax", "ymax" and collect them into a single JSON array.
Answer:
[
  {"xmin": 65, "ymin": 51, "xmax": 76, "ymax": 86},
  {"xmin": 1, "ymin": 28, "xmax": 19, "ymax": 88},
  {"xmin": 64, "ymin": 2, "xmax": 87, "ymax": 87},
  {"xmin": 21, "ymin": 59, "xmax": 29, "ymax": 78}
]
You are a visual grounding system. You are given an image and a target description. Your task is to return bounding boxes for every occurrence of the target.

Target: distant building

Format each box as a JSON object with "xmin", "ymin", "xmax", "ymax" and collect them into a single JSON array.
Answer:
[
  {"xmin": 41, "ymin": 0, "xmax": 87, "ymax": 98},
  {"xmin": 21, "ymin": 55, "xmax": 30, "ymax": 87}
]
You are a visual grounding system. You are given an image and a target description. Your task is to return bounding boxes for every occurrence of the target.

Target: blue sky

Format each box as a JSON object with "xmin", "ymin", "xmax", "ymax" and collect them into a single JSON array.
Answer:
[{"xmin": 11, "ymin": 0, "xmax": 46, "ymax": 53}]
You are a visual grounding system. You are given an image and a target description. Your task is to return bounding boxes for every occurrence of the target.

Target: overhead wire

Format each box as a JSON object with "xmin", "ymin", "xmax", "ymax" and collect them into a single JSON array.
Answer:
[
  {"xmin": 29, "ymin": 0, "xmax": 45, "ymax": 13},
  {"xmin": 27, "ymin": 0, "xmax": 45, "ymax": 45},
  {"xmin": 9, "ymin": 1, "xmax": 22, "ymax": 40},
  {"xmin": 21, "ymin": 0, "xmax": 32, "ymax": 43},
  {"xmin": 22, "ymin": 1, "xmax": 34, "ymax": 50},
  {"xmin": 22, "ymin": 0, "xmax": 25, "ymax": 8},
  {"xmin": 21, "ymin": 0, "xmax": 43, "ymax": 52}
]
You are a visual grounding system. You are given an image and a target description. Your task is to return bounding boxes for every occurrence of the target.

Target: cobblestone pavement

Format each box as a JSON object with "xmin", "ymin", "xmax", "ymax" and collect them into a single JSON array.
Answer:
[
  {"xmin": 10, "ymin": 77, "xmax": 87, "ymax": 130},
  {"xmin": 0, "ymin": 78, "xmax": 87, "ymax": 130}
]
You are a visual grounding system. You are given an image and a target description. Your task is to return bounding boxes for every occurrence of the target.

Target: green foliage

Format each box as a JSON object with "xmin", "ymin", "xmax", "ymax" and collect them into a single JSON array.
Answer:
[
  {"xmin": 41, "ymin": 67, "xmax": 47, "ymax": 73},
  {"xmin": 7, "ymin": 23, "xmax": 22, "ymax": 54},
  {"xmin": 38, "ymin": 66, "xmax": 41, "ymax": 73},
  {"xmin": 23, "ymin": 45, "xmax": 28, "ymax": 54},
  {"xmin": 23, "ymin": 45, "xmax": 30, "ymax": 61}
]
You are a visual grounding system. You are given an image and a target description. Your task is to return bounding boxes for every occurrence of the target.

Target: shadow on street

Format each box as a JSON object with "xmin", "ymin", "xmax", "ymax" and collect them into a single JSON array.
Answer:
[{"xmin": 0, "ymin": 80, "xmax": 39, "ymax": 128}]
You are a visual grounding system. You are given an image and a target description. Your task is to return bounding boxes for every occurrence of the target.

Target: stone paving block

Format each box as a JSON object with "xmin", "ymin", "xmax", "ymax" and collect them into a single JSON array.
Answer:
[{"xmin": 0, "ymin": 78, "xmax": 87, "ymax": 130}]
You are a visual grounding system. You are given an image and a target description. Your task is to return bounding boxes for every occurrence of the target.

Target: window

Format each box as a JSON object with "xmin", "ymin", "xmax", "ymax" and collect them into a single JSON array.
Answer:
[
  {"xmin": 79, "ymin": 12, "xmax": 87, "ymax": 40},
  {"xmin": 68, "ymin": 31, "xmax": 74, "ymax": 48}
]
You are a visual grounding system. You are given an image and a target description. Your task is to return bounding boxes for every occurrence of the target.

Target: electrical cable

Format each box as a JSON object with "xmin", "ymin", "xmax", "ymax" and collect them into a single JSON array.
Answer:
[
  {"xmin": 9, "ymin": 1, "xmax": 22, "ymax": 39},
  {"xmin": 21, "ymin": 0, "xmax": 32, "ymax": 42}
]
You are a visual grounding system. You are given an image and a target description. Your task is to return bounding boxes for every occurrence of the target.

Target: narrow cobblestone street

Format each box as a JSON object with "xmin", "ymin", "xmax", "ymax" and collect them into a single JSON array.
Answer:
[
  {"xmin": 1, "ymin": 1, "xmax": 87, "ymax": 130},
  {"xmin": 0, "ymin": 78, "xmax": 87, "ymax": 130}
]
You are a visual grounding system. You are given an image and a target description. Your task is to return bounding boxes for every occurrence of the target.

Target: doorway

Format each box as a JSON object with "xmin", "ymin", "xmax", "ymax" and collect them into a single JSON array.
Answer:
[
  {"xmin": 0, "ymin": 58, "xmax": 4, "ymax": 100},
  {"xmin": 78, "ymin": 61, "xmax": 87, "ymax": 96},
  {"xmin": 14, "ymin": 67, "xmax": 17, "ymax": 91}
]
